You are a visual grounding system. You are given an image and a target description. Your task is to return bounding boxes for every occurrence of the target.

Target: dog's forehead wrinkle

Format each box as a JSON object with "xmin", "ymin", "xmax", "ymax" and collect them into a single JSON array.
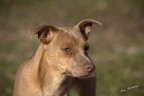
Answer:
[{"xmin": 59, "ymin": 27, "xmax": 85, "ymax": 42}]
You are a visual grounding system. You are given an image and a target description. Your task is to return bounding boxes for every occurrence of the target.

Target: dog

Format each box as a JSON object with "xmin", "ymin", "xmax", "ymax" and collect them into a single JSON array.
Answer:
[{"xmin": 13, "ymin": 19, "xmax": 102, "ymax": 96}]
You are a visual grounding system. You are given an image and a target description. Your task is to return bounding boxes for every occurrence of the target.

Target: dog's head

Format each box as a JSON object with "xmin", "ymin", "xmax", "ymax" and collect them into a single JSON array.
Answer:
[{"xmin": 32, "ymin": 19, "xmax": 102, "ymax": 78}]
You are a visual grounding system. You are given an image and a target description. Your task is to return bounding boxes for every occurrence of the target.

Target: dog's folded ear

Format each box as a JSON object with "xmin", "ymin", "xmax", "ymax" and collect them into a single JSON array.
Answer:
[
  {"xmin": 75, "ymin": 19, "xmax": 102, "ymax": 40},
  {"xmin": 31, "ymin": 25, "xmax": 59, "ymax": 44}
]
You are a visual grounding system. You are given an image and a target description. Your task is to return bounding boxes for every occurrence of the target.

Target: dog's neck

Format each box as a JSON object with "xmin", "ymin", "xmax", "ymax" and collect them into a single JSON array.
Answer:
[{"xmin": 34, "ymin": 44, "xmax": 71, "ymax": 96}]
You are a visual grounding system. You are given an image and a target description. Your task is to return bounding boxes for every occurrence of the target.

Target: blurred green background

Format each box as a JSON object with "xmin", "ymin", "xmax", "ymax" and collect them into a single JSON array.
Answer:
[{"xmin": 0, "ymin": 0, "xmax": 144, "ymax": 96}]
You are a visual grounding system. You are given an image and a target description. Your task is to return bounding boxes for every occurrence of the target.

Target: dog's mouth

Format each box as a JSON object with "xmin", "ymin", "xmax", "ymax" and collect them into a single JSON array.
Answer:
[
  {"xmin": 79, "ymin": 72, "xmax": 95, "ymax": 79},
  {"xmin": 66, "ymin": 73, "xmax": 89, "ymax": 79},
  {"xmin": 64, "ymin": 68, "xmax": 95, "ymax": 79},
  {"xmin": 69, "ymin": 71, "xmax": 95, "ymax": 79},
  {"xmin": 78, "ymin": 74, "xmax": 90, "ymax": 79}
]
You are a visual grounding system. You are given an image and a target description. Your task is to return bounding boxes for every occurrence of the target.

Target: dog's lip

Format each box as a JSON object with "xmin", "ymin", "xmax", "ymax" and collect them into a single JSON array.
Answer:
[
  {"xmin": 80, "ymin": 73, "xmax": 93, "ymax": 78},
  {"xmin": 78, "ymin": 75, "xmax": 89, "ymax": 79},
  {"xmin": 67, "ymin": 69, "xmax": 95, "ymax": 78},
  {"xmin": 77, "ymin": 71, "xmax": 95, "ymax": 79},
  {"xmin": 72, "ymin": 73, "xmax": 90, "ymax": 79}
]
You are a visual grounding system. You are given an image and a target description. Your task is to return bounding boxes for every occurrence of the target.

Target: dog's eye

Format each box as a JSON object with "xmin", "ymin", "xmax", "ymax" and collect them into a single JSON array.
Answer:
[
  {"xmin": 63, "ymin": 48, "xmax": 71, "ymax": 53},
  {"xmin": 84, "ymin": 46, "xmax": 89, "ymax": 55}
]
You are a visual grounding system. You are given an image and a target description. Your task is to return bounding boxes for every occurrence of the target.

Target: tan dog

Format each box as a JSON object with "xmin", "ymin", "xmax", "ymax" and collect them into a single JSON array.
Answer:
[{"xmin": 13, "ymin": 19, "xmax": 102, "ymax": 96}]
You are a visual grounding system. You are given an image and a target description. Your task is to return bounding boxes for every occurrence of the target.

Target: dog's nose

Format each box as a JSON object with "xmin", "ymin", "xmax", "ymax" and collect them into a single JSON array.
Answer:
[{"xmin": 85, "ymin": 64, "xmax": 95, "ymax": 72}]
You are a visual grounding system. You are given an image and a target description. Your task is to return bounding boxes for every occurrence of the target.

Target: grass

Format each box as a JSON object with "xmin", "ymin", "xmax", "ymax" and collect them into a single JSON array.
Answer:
[{"xmin": 0, "ymin": 0, "xmax": 144, "ymax": 96}]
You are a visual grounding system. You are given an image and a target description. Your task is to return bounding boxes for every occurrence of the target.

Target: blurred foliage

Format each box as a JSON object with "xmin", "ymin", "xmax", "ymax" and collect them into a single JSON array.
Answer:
[{"xmin": 0, "ymin": 0, "xmax": 144, "ymax": 96}]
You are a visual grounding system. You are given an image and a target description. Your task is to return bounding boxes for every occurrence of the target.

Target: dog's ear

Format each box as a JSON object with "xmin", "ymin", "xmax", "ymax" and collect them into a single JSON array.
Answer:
[
  {"xmin": 75, "ymin": 19, "xmax": 102, "ymax": 40},
  {"xmin": 31, "ymin": 25, "xmax": 59, "ymax": 44}
]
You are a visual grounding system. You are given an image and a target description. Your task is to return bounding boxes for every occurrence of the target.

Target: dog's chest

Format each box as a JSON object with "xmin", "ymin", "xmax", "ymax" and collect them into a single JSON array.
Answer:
[{"xmin": 43, "ymin": 76, "xmax": 72, "ymax": 96}]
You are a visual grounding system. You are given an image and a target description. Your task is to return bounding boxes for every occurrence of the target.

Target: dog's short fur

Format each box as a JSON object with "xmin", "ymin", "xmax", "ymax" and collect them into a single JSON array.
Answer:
[{"xmin": 13, "ymin": 19, "xmax": 102, "ymax": 96}]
